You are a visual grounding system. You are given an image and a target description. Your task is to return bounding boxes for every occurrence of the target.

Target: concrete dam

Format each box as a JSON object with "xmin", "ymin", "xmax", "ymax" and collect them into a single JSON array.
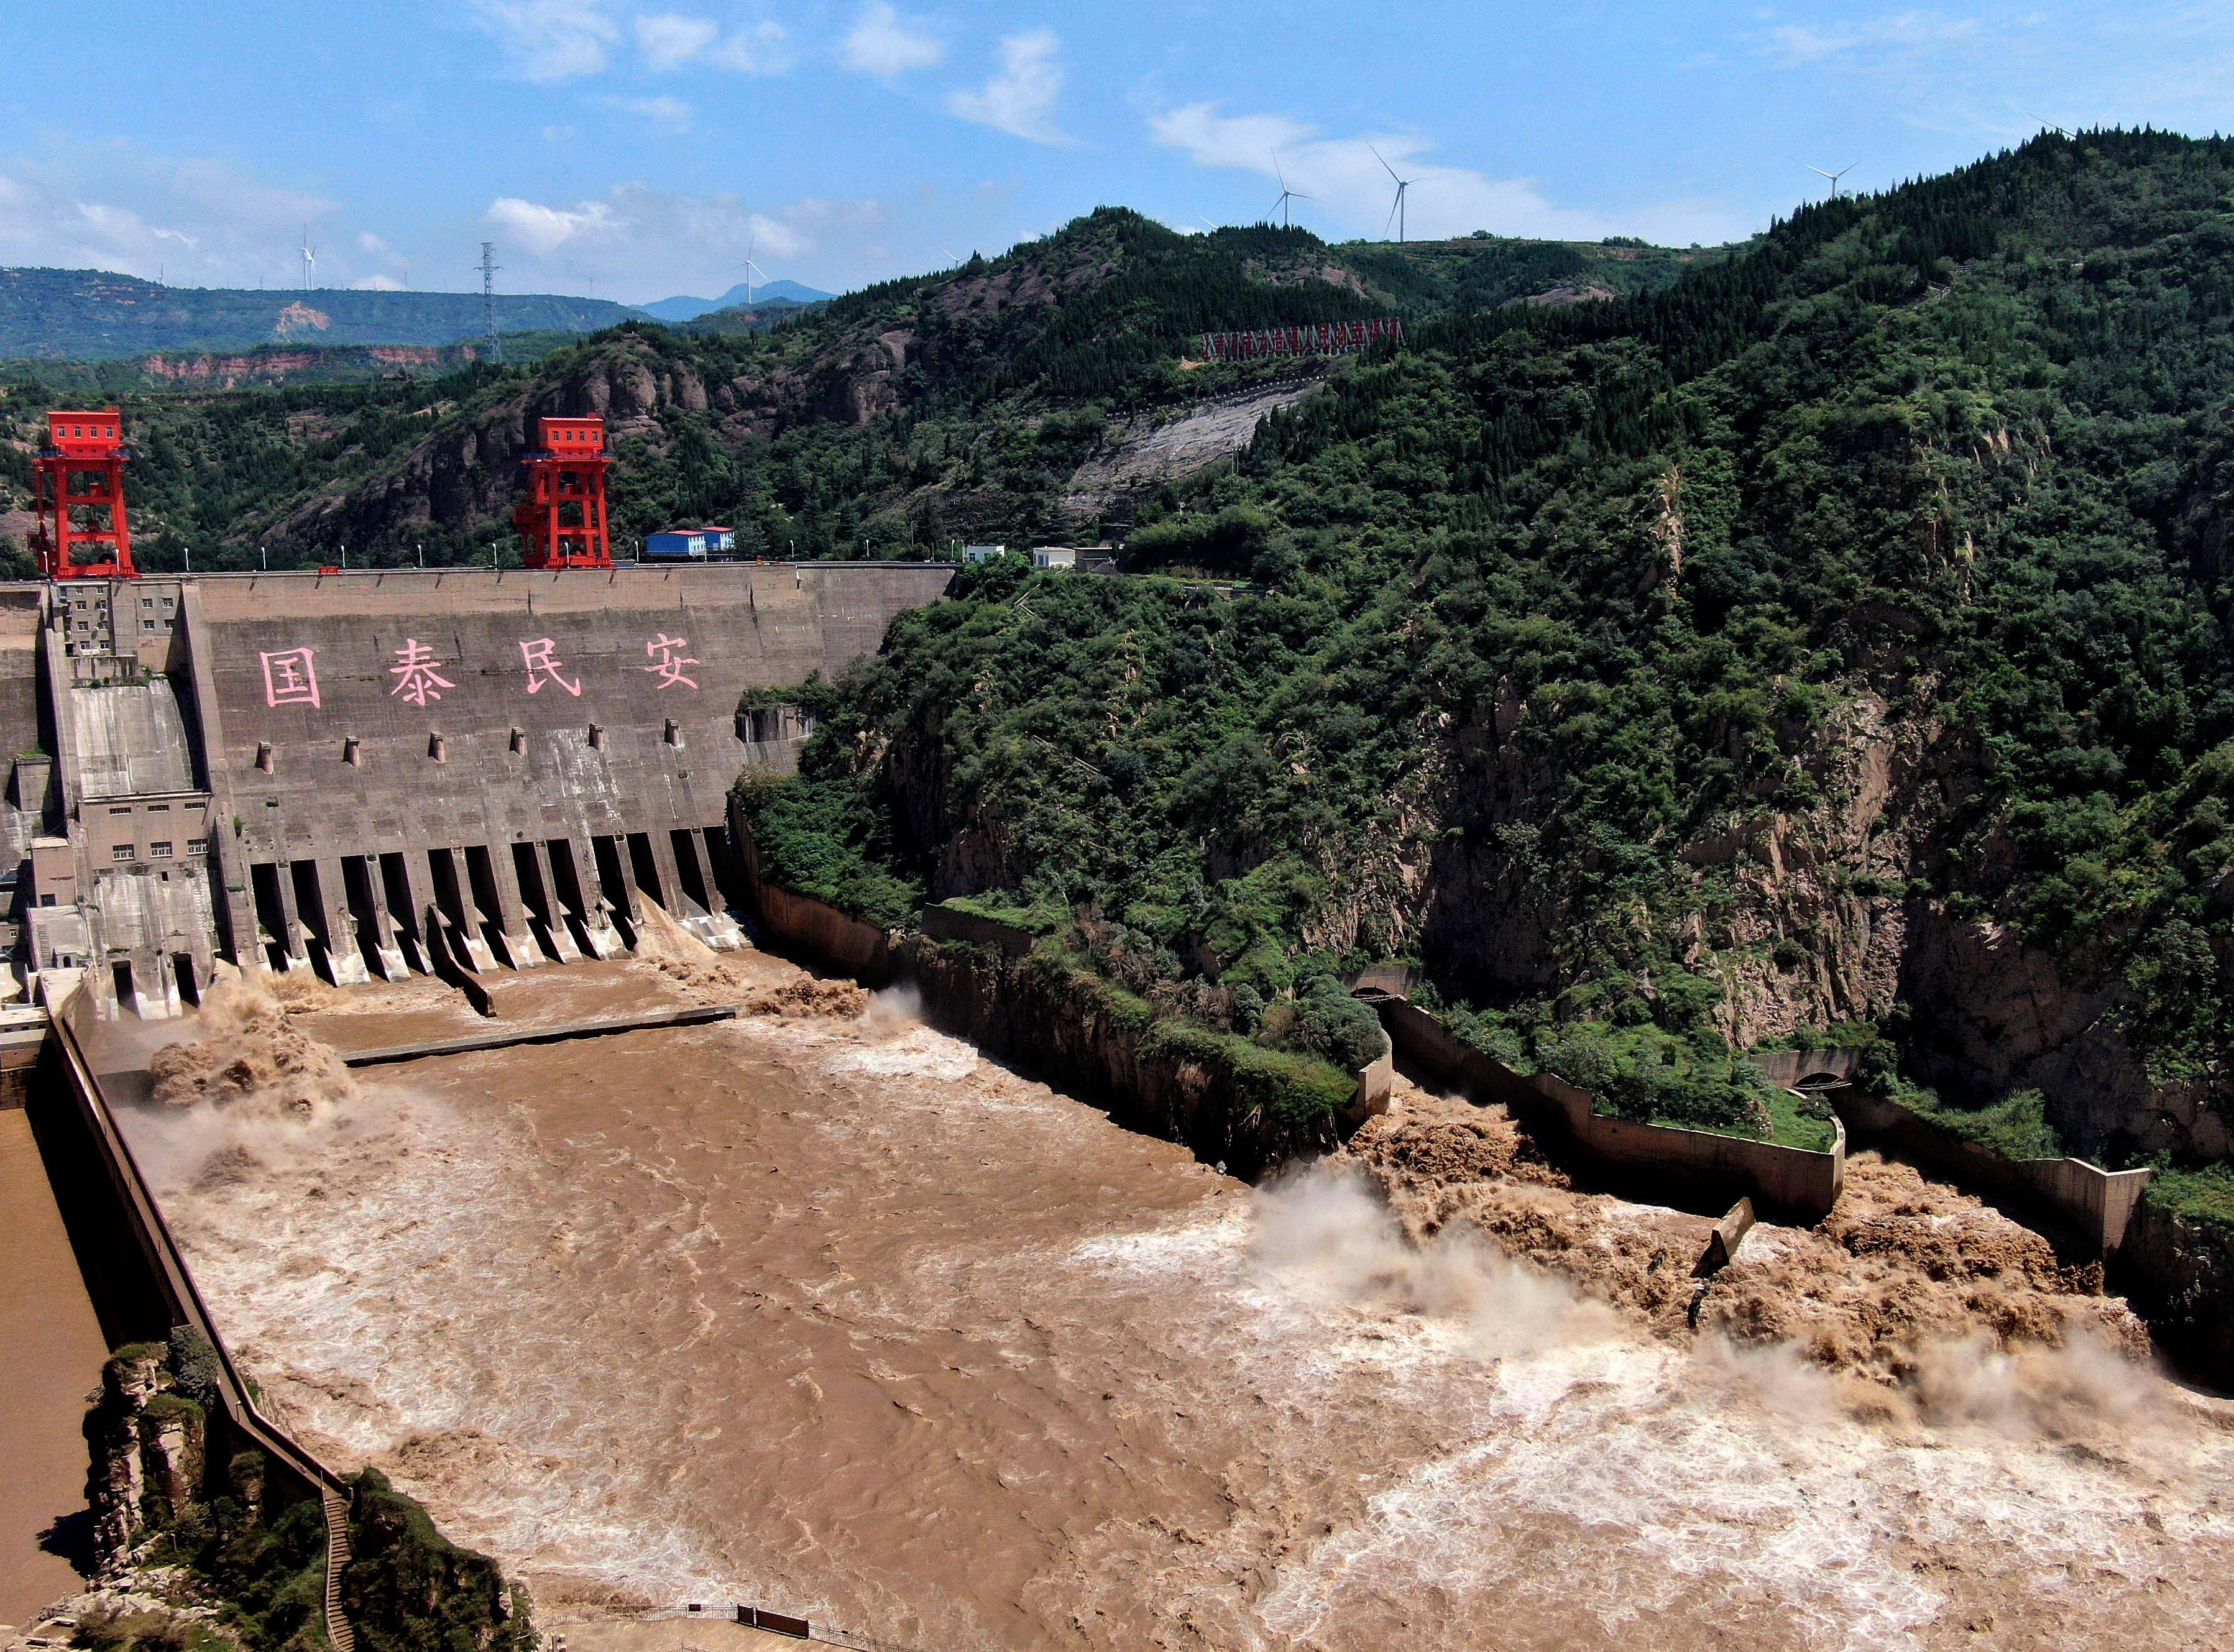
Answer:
[{"xmin": 0, "ymin": 562, "xmax": 955, "ymax": 1014}]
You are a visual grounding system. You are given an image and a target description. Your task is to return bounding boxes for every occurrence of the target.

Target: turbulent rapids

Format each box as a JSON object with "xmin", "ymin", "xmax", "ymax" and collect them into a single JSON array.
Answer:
[{"xmin": 115, "ymin": 951, "xmax": 2234, "ymax": 1652}]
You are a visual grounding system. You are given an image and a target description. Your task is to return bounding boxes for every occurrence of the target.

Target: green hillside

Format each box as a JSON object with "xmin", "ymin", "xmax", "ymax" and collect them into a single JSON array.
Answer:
[
  {"xmin": 0, "ymin": 267, "xmax": 640, "ymax": 359},
  {"xmin": 740, "ymin": 131, "xmax": 2234, "ymax": 1177},
  {"xmin": 0, "ymin": 212, "xmax": 1714, "ymax": 571}
]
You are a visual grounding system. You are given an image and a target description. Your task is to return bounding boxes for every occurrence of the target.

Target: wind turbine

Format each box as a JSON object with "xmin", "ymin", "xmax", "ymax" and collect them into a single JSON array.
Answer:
[
  {"xmin": 1370, "ymin": 143, "xmax": 1417, "ymax": 244},
  {"xmin": 1269, "ymin": 156, "xmax": 1313, "ymax": 230},
  {"xmin": 298, "ymin": 224, "xmax": 317, "ymax": 290},
  {"xmin": 735, "ymin": 229, "xmax": 766, "ymax": 305},
  {"xmin": 1806, "ymin": 163, "xmax": 1858, "ymax": 200}
]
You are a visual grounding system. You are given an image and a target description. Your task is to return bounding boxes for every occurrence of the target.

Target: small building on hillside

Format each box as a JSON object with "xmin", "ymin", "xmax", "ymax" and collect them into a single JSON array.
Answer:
[
  {"xmin": 1031, "ymin": 545, "xmax": 1118, "ymax": 572},
  {"xmin": 643, "ymin": 526, "xmax": 736, "ymax": 561},
  {"xmin": 960, "ymin": 543, "xmax": 1008, "ymax": 564}
]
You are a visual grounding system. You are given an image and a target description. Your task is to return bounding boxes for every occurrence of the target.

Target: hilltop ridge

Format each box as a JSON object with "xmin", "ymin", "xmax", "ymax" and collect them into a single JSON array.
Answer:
[
  {"xmin": 0, "ymin": 267, "xmax": 642, "ymax": 359},
  {"xmin": 0, "ymin": 210, "xmax": 1717, "ymax": 567}
]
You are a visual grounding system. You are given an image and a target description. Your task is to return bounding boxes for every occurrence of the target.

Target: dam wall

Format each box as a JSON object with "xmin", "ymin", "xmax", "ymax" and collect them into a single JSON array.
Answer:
[{"xmin": 0, "ymin": 564, "xmax": 955, "ymax": 1014}]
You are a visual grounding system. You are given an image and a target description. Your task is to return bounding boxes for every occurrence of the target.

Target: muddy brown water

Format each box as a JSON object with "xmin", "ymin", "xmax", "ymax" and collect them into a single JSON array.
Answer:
[
  {"xmin": 0, "ymin": 1108, "xmax": 111, "ymax": 1625},
  {"xmin": 116, "ymin": 962, "xmax": 2234, "ymax": 1651}
]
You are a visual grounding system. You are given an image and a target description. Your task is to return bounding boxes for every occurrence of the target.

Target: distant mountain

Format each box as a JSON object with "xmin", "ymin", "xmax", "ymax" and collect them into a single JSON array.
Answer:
[
  {"xmin": 0, "ymin": 268, "xmax": 643, "ymax": 360},
  {"xmin": 637, "ymin": 278, "xmax": 834, "ymax": 322}
]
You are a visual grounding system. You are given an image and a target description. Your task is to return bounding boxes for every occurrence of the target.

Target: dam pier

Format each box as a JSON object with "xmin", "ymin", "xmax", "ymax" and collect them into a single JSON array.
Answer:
[{"xmin": 0, "ymin": 562, "xmax": 954, "ymax": 1016}]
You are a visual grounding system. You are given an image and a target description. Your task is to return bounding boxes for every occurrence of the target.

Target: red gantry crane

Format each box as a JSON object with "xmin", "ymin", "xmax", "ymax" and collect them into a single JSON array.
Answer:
[
  {"xmin": 30, "ymin": 408, "xmax": 137, "ymax": 579},
  {"xmin": 513, "ymin": 415, "xmax": 614, "ymax": 570}
]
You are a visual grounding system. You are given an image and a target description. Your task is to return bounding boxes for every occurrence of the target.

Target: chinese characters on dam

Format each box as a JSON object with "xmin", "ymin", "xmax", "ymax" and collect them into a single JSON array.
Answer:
[{"xmin": 257, "ymin": 634, "xmax": 705, "ymax": 709}]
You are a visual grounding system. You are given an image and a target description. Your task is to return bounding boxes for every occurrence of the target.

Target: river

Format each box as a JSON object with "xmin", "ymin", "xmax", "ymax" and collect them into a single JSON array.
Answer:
[{"xmin": 118, "ymin": 955, "xmax": 2234, "ymax": 1651}]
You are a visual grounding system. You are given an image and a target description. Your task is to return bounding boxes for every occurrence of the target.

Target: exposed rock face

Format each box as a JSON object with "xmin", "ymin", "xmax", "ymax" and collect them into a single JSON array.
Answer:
[
  {"xmin": 83, "ymin": 1344, "xmax": 206, "ymax": 1573},
  {"xmin": 262, "ymin": 339, "xmax": 745, "ymax": 551},
  {"xmin": 271, "ymin": 301, "xmax": 332, "ymax": 339},
  {"xmin": 1061, "ymin": 384, "xmax": 1316, "ymax": 519},
  {"xmin": 2118, "ymin": 1205, "xmax": 2234, "ymax": 1379},
  {"xmin": 1353, "ymin": 676, "xmax": 2230, "ymax": 1167},
  {"xmin": 253, "ymin": 226, "xmax": 1146, "ymax": 558}
]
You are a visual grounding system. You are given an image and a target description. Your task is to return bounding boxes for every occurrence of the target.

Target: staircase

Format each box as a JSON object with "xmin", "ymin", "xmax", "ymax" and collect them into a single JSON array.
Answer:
[{"xmin": 321, "ymin": 1484, "xmax": 356, "ymax": 1652}]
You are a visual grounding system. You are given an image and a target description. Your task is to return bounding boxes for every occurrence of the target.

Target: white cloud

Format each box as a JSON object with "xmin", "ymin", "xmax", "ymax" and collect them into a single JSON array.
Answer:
[
  {"xmin": 635, "ymin": 11, "xmax": 788, "ymax": 74},
  {"xmin": 352, "ymin": 273, "xmax": 406, "ymax": 290},
  {"xmin": 949, "ymin": 29, "xmax": 1064, "ymax": 144},
  {"xmin": 487, "ymin": 195, "xmax": 617, "ymax": 255},
  {"xmin": 602, "ymin": 94, "xmax": 695, "ymax": 129},
  {"xmin": 844, "ymin": 2, "xmax": 942, "ymax": 76},
  {"xmin": 705, "ymin": 21, "xmax": 789, "ymax": 72},
  {"xmin": 466, "ymin": 0, "xmax": 619, "ymax": 82},
  {"xmin": 482, "ymin": 183, "xmax": 880, "ymax": 295},
  {"xmin": 0, "ymin": 145, "xmax": 342, "ymax": 287},
  {"xmin": 635, "ymin": 12, "xmax": 718, "ymax": 70},
  {"xmin": 1755, "ymin": 9, "xmax": 1982, "ymax": 67},
  {"xmin": 356, "ymin": 231, "xmax": 391, "ymax": 255},
  {"xmin": 1150, "ymin": 102, "xmax": 1747, "ymax": 246}
]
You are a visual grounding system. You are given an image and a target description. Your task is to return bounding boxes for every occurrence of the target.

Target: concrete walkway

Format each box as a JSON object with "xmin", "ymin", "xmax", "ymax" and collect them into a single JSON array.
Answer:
[{"xmin": 0, "ymin": 1108, "xmax": 108, "ymax": 1624}]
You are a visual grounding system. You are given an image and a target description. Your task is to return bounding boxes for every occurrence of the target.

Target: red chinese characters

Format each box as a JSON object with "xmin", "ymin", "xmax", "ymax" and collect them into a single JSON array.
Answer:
[
  {"xmin": 518, "ymin": 637, "xmax": 582, "ymax": 696},
  {"xmin": 260, "ymin": 648, "xmax": 320, "ymax": 709},
  {"xmin": 642, "ymin": 633, "xmax": 699, "ymax": 690},
  {"xmin": 388, "ymin": 639, "xmax": 454, "ymax": 706}
]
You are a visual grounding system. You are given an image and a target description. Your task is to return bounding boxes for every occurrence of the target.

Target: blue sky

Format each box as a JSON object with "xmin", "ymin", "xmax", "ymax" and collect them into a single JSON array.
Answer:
[{"xmin": 1, "ymin": 2, "xmax": 2228, "ymax": 305}]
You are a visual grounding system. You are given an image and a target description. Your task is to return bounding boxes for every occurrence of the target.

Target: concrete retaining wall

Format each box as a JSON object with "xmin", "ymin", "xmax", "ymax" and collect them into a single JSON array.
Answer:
[
  {"xmin": 733, "ymin": 837, "xmax": 1386, "ymax": 1173},
  {"xmin": 1749, "ymin": 1047, "xmax": 1864, "ymax": 1088},
  {"xmin": 729, "ymin": 796, "xmax": 892, "ymax": 981},
  {"xmin": 755, "ymin": 881, "xmax": 891, "ymax": 981},
  {"xmin": 1372, "ymin": 997, "xmax": 1846, "ymax": 1219},
  {"xmin": 1829, "ymin": 1079, "xmax": 2151, "ymax": 1254},
  {"xmin": 920, "ymin": 904, "xmax": 1037, "ymax": 957}
]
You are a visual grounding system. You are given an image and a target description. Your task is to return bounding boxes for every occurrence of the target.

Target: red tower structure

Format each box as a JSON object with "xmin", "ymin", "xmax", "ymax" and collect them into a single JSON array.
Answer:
[
  {"xmin": 513, "ymin": 415, "xmax": 614, "ymax": 570},
  {"xmin": 30, "ymin": 408, "xmax": 137, "ymax": 579}
]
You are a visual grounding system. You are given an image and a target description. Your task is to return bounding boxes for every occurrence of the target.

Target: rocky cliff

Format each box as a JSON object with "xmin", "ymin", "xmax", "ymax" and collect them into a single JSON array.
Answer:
[
  {"xmin": 83, "ymin": 1341, "xmax": 213, "ymax": 1573},
  {"xmin": 1402, "ymin": 675, "xmax": 2222, "ymax": 1169},
  {"xmin": 78, "ymin": 1334, "xmax": 534, "ymax": 1651}
]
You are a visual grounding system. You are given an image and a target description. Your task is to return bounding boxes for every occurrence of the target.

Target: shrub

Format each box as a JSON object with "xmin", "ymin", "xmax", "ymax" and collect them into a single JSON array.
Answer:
[
  {"xmin": 1285, "ymin": 970, "xmax": 1387, "ymax": 1072},
  {"xmin": 732, "ymin": 771, "xmax": 922, "ymax": 929},
  {"xmin": 1533, "ymin": 1019, "xmax": 1775, "ymax": 1139},
  {"xmin": 167, "ymin": 1323, "xmax": 224, "ymax": 1412}
]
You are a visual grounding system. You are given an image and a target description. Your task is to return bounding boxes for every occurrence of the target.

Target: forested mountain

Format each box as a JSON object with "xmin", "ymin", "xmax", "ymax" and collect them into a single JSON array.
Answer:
[
  {"xmin": 0, "ymin": 267, "xmax": 640, "ymax": 359},
  {"xmin": 742, "ymin": 131, "xmax": 2234, "ymax": 1218},
  {"xmin": 0, "ymin": 216, "xmax": 1707, "ymax": 569}
]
